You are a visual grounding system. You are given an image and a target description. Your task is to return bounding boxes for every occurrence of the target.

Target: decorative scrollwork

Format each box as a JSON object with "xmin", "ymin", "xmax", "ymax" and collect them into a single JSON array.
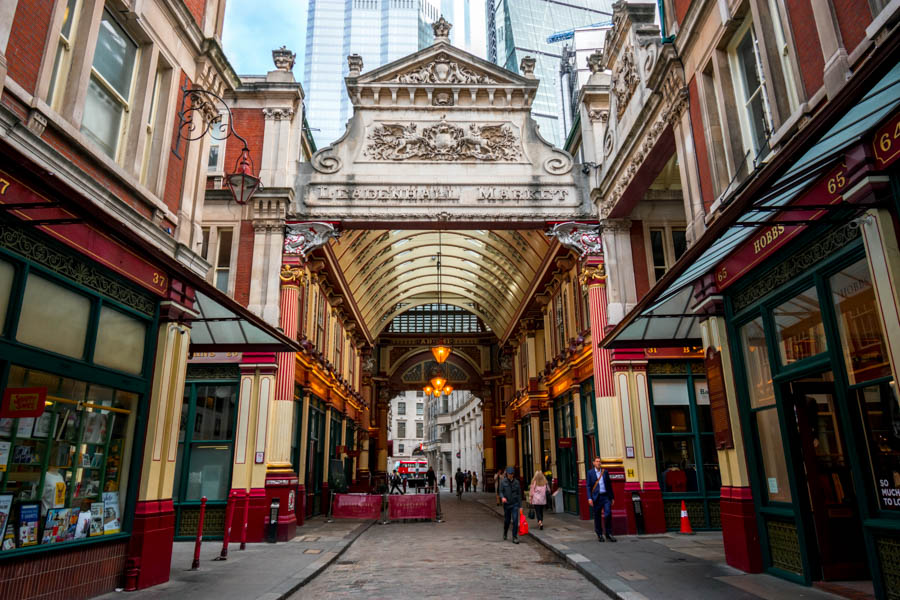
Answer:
[
  {"xmin": 173, "ymin": 87, "xmax": 251, "ymax": 161},
  {"xmin": 543, "ymin": 150, "xmax": 574, "ymax": 175},
  {"xmin": 395, "ymin": 55, "xmax": 496, "ymax": 85},
  {"xmin": 311, "ymin": 150, "xmax": 343, "ymax": 174},
  {"xmin": 365, "ymin": 119, "xmax": 520, "ymax": 162}
]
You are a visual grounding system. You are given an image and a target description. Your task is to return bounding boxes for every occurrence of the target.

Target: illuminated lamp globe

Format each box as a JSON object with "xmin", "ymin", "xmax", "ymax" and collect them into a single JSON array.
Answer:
[
  {"xmin": 430, "ymin": 375, "xmax": 446, "ymax": 391},
  {"xmin": 432, "ymin": 388, "xmax": 442, "ymax": 397},
  {"xmin": 443, "ymin": 385, "xmax": 454, "ymax": 395},
  {"xmin": 431, "ymin": 344, "xmax": 452, "ymax": 364},
  {"xmin": 423, "ymin": 385, "xmax": 433, "ymax": 396}
]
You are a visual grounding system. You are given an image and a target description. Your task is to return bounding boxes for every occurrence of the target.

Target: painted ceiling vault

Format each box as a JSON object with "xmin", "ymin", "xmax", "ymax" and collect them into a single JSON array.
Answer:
[{"xmin": 332, "ymin": 229, "xmax": 552, "ymax": 337}]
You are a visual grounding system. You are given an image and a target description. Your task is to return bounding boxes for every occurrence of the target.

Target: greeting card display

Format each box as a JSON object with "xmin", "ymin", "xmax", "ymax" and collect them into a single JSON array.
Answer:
[
  {"xmin": 0, "ymin": 495, "xmax": 11, "ymax": 546},
  {"xmin": 17, "ymin": 503, "xmax": 39, "ymax": 547},
  {"xmin": 42, "ymin": 508, "xmax": 69, "ymax": 544},
  {"xmin": 75, "ymin": 508, "xmax": 91, "ymax": 539},
  {"xmin": 89, "ymin": 503, "xmax": 103, "ymax": 536},
  {"xmin": 102, "ymin": 491, "xmax": 120, "ymax": 534}
]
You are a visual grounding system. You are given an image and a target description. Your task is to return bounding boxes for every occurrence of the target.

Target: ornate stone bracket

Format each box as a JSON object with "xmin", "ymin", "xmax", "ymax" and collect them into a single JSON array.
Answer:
[
  {"xmin": 546, "ymin": 222, "xmax": 603, "ymax": 258},
  {"xmin": 284, "ymin": 222, "xmax": 340, "ymax": 257}
]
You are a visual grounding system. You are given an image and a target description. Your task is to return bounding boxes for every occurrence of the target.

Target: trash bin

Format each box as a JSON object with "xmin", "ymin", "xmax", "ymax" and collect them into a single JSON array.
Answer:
[
  {"xmin": 553, "ymin": 489, "xmax": 564, "ymax": 513},
  {"xmin": 632, "ymin": 492, "xmax": 644, "ymax": 535}
]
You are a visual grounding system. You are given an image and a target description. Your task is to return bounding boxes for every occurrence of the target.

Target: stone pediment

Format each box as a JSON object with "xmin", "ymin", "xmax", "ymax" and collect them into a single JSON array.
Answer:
[{"xmin": 347, "ymin": 42, "xmax": 535, "ymax": 109}]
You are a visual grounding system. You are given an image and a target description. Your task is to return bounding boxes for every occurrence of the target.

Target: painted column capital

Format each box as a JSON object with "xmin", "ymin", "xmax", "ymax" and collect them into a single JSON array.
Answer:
[{"xmin": 279, "ymin": 264, "xmax": 308, "ymax": 286}]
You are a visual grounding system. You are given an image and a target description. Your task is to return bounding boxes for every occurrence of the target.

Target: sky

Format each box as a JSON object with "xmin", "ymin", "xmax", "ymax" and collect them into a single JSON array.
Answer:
[
  {"xmin": 222, "ymin": 1, "xmax": 487, "ymax": 77},
  {"xmin": 222, "ymin": 0, "xmax": 309, "ymax": 76}
]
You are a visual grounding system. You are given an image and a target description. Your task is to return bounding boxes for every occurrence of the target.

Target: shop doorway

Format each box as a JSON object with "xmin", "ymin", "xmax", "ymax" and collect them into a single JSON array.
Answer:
[{"xmin": 784, "ymin": 373, "xmax": 869, "ymax": 582}]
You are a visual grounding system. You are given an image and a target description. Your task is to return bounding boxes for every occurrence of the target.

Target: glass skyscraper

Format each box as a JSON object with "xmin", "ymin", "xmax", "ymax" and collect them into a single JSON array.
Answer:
[
  {"xmin": 303, "ymin": 0, "xmax": 443, "ymax": 147},
  {"xmin": 486, "ymin": 0, "xmax": 613, "ymax": 146}
]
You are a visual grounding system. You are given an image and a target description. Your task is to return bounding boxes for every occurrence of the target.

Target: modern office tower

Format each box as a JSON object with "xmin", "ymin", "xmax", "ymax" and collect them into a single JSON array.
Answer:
[
  {"xmin": 304, "ymin": 0, "xmax": 443, "ymax": 146},
  {"xmin": 486, "ymin": 0, "xmax": 614, "ymax": 146}
]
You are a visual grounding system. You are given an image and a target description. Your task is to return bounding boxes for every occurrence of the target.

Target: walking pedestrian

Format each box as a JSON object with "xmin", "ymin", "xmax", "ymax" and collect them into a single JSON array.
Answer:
[
  {"xmin": 389, "ymin": 470, "xmax": 404, "ymax": 495},
  {"xmin": 586, "ymin": 456, "xmax": 616, "ymax": 542},
  {"xmin": 499, "ymin": 466, "xmax": 522, "ymax": 544},
  {"xmin": 439, "ymin": 473, "xmax": 446, "ymax": 488},
  {"xmin": 455, "ymin": 468, "xmax": 465, "ymax": 500},
  {"xmin": 426, "ymin": 466, "xmax": 437, "ymax": 493},
  {"xmin": 528, "ymin": 470, "xmax": 551, "ymax": 530},
  {"xmin": 472, "ymin": 471, "xmax": 478, "ymax": 492}
]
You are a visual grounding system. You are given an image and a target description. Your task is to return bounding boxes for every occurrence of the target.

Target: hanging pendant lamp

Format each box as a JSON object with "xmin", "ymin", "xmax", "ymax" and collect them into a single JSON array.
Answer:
[{"xmin": 430, "ymin": 227, "xmax": 452, "ymax": 364}]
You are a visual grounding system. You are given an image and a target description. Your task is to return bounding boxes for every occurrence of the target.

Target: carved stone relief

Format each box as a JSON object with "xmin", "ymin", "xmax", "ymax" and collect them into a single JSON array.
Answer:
[
  {"xmin": 612, "ymin": 47, "xmax": 639, "ymax": 117},
  {"xmin": 284, "ymin": 222, "xmax": 340, "ymax": 257},
  {"xmin": 394, "ymin": 56, "xmax": 497, "ymax": 85},
  {"xmin": 365, "ymin": 119, "xmax": 521, "ymax": 162}
]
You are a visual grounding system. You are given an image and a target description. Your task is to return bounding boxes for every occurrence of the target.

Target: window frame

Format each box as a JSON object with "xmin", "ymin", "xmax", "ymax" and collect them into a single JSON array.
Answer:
[
  {"xmin": 644, "ymin": 223, "xmax": 688, "ymax": 285},
  {"xmin": 727, "ymin": 17, "xmax": 774, "ymax": 165}
]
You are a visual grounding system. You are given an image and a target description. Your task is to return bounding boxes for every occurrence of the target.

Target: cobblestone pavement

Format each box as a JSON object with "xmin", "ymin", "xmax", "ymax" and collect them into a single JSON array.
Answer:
[{"xmin": 293, "ymin": 492, "xmax": 605, "ymax": 600}]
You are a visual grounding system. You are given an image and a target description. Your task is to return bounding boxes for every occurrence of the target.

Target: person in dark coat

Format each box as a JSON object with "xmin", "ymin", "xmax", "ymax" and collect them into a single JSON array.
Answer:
[
  {"xmin": 499, "ymin": 466, "xmax": 522, "ymax": 544},
  {"xmin": 455, "ymin": 468, "xmax": 465, "ymax": 499},
  {"xmin": 586, "ymin": 456, "xmax": 616, "ymax": 542},
  {"xmin": 389, "ymin": 470, "xmax": 404, "ymax": 495},
  {"xmin": 426, "ymin": 466, "xmax": 437, "ymax": 492}
]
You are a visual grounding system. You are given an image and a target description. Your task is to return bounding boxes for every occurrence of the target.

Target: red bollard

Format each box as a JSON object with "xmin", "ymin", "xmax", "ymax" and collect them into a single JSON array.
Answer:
[
  {"xmin": 239, "ymin": 492, "xmax": 250, "ymax": 550},
  {"xmin": 215, "ymin": 491, "xmax": 237, "ymax": 560},
  {"xmin": 191, "ymin": 496, "xmax": 207, "ymax": 570}
]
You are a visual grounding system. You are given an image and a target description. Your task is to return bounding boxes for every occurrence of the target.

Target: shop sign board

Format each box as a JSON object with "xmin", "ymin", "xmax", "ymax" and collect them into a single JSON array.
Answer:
[
  {"xmin": 705, "ymin": 349, "xmax": 734, "ymax": 449},
  {"xmin": 557, "ymin": 437, "xmax": 573, "ymax": 448},
  {"xmin": 0, "ymin": 171, "xmax": 170, "ymax": 297},
  {"xmin": 712, "ymin": 162, "xmax": 848, "ymax": 291},
  {"xmin": 188, "ymin": 352, "xmax": 242, "ymax": 364},
  {"xmin": 873, "ymin": 108, "xmax": 900, "ymax": 168},
  {"xmin": 877, "ymin": 476, "xmax": 900, "ymax": 509},
  {"xmin": 1, "ymin": 388, "xmax": 46, "ymax": 418}
]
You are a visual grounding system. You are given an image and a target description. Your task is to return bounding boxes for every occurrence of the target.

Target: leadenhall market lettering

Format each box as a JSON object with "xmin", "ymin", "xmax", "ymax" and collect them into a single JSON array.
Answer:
[{"xmin": 307, "ymin": 185, "xmax": 573, "ymax": 204}]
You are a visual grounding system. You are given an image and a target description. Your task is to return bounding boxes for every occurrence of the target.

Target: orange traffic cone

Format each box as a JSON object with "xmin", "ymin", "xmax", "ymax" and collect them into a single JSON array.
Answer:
[{"xmin": 678, "ymin": 500, "xmax": 694, "ymax": 535}]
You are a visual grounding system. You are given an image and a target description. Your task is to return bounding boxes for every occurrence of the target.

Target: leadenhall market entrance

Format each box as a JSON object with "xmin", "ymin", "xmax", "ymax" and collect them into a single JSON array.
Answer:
[{"xmin": 728, "ymin": 226, "xmax": 899, "ymax": 589}]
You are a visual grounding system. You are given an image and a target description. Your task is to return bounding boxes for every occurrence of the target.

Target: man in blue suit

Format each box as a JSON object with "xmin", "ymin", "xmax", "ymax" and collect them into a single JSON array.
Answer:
[{"xmin": 586, "ymin": 456, "xmax": 616, "ymax": 542}]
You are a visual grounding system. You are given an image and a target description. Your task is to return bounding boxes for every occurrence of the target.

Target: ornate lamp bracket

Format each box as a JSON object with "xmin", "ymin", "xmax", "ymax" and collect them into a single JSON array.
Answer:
[
  {"xmin": 546, "ymin": 222, "xmax": 603, "ymax": 258},
  {"xmin": 173, "ymin": 86, "xmax": 249, "ymax": 158},
  {"xmin": 284, "ymin": 222, "xmax": 341, "ymax": 257}
]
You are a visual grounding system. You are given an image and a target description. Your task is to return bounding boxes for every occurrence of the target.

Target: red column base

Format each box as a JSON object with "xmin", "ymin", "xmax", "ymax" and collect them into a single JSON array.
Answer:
[
  {"xmin": 265, "ymin": 472, "xmax": 298, "ymax": 542},
  {"xmin": 639, "ymin": 483, "xmax": 666, "ymax": 534},
  {"xmin": 720, "ymin": 486, "xmax": 763, "ymax": 573},
  {"xmin": 296, "ymin": 483, "xmax": 305, "ymax": 527},
  {"xmin": 246, "ymin": 488, "xmax": 268, "ymax": 543},
  {"xmin": 577, "ymin": 479, "xmax": 589, "ymax": 520},
  {"xmin": 127, "ymin": 499, "xmax": 175, "ymax": 590}
]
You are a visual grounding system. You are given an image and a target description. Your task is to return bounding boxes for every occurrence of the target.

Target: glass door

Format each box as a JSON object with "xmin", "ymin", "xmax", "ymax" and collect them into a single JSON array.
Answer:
[
  {"xmin": 555, "ymin": 397, "xmax": 578, "ymax": 514},
  {"xmin": 305, "ymin": 407, "xmax": 323, "ymax": 517},
  {"xmin": 173, "ymin": 382, "xmax": 238, "ymax": 539}
]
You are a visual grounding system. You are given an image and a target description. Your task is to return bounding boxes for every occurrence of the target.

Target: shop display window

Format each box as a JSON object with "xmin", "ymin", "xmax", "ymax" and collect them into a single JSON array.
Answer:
[
  {"xmin": 16, "ymin": 274, "xmax": 91, "ymax": 359},
  {"xmin": 755, "ymin": 408, "xmax": 792, "ymax": 503},
  {"xmin": 0, "ymin": 366, "xmax": 137, "ymax": 552},
  {"xmin": 740, "ymin": 317, "xmax": 775, "ymax": 408},
  {"xmin": 831, "ymin": 259, "xmax": 892, "ymax": 385},
  {"xmin": 773, "ymin": 286, "xmax": 827, "ymax": 365},
  {"xmin": 857, "ymin": 381, "xmax": 900, "ymax": 512}
]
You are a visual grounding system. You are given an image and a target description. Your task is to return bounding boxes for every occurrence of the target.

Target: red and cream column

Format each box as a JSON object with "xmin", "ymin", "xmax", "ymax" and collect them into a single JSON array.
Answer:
[
  {"xmin": 262, "ymin": 263, "xmax": 305, "ymax": 539},
  {"xmin": 128, "ymin": 283, "xmax": 194, "ymax": 589}
]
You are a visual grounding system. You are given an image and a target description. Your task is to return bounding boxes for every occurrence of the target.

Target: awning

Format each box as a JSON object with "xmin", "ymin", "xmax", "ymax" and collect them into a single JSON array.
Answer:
[
  {"xmin": 605, "ymin": 286, "xmax": 701, "ymax": 348},
  {"xmin": 187, "ymin": 289, "xmax": 300, "ymax": 353},
  {"xmin": 603, "ymin": 55, "xmax": 900, "ymax": 349}
]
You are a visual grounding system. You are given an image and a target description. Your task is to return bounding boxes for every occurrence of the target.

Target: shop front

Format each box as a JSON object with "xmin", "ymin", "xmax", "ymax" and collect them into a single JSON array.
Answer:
[
  {"xmin": 0, "ymin": 218, "xmax": 155, "ymax": 593},
  {"xmin": 553, "ymin": 393, "xmax": 579, "ymax": 514},
  {"xmin": 647, "ymin": 361, "xmax": 721, "ymax": 530},
  {"xmin": 728, "ymin": 226, "xmax": 900, "ymax": 589},
  {"xmin": 304, "ymin": 398, "xmax": 325, "ymax": 518},
  {"xmin": 172, "ymin": 366, "xmax": 241, "ymax": 539}
]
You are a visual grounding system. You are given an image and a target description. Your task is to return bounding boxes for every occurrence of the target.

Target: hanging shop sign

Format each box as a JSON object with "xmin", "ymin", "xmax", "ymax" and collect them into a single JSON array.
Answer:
[
  {"xmin": 645, "ymin": 346, "xmax": 704, "ymax": 360},
  {"xmin": 1, "ymin": 387, "xmax": 47, "ymax": 418},
  {"xmin": 712, "ymin": 162, "xmax": 848, "ymax": 291},
  {"xmin": 557, "ymin": 437, "xmax": 573, "ymax": 448},
  {"xmin": 873, "ymin": 108, "xmax": 900, "ymax": 168},
  {"xmin": 0, "ymin": 171, "xmax": 170, "ymax": 296},
  {"xmin": 705, "ymin": 349, "xmax": 734, "ymax": 450}
]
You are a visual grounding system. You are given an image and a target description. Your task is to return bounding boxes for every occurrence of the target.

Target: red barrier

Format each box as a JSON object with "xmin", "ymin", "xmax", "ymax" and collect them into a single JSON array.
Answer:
[
  {"xmin": 388, "ymin": 493, "xmax": 436, "ymax": 521},
  {"xmin": 332, "ymin": 494, "xmax": 382, "ymax": 519}
]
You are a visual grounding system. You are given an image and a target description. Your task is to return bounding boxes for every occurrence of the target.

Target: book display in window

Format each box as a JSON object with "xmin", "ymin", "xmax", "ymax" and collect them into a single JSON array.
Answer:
[{"xmin": 0, "ymin": 366, "xmax": 138, "ymax": 550}]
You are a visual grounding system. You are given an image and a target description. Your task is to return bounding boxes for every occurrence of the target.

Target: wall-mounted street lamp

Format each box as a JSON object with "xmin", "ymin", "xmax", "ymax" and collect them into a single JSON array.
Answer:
[{"xmin": 174, "ymin": 87, "xmax": 262, "ymax": 205}]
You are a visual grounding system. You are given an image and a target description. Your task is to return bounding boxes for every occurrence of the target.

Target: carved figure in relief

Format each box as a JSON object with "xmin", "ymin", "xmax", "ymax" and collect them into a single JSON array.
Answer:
[
  {"xmin": 366, "ymin": 119, "xmax": 520, "ymax": 162},
  {"xmin": 612, "ymin": 48, "xmax": 639, "ymax": 117},
  {"xmin": 395, "ymin": 56, "xmax": 497, "ymax": 85}
]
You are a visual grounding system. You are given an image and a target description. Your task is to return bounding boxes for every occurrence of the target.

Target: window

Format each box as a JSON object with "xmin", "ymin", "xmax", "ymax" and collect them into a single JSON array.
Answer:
[
  {"xmin": 647, "ymin": 226, "xmax": 688, "ymax": 283},
  {"xmin": 729, "ymin": 21, "xmax": 773, "ymax": 162},
  {"xmin": 0, "ymin": 366, "xmax": 139, "ymax": 551},
  {"xmin": 333, "ymin": 322, "xmax": 342, "ymax": 370},
  {"xmin": 416, "ymin": 391, "xmax": 423, "ymax": 397},
  {"xmin": 773, "ymin": 286, "xmax": 827, "ymax": 365},
  {"xmin": 398, "ymin": 402, "xmax": 406, "ymax": 415},
  {"xmin": 397, "ymin": 421, "xmax": 406, "ymax": 438},
  {"xmin": 139, "ymin": 68, "xmax": 163, "ymax": 186},
  {"xmin": 18, "ymin": 274, "xmax": 91, "ymax": 359},
  {"xmin": 398, "ymin": 443, "xmax": 405, "ymax": 454},
  {"xmin": 316, "ymin": 290, "xmax": 326, "ymax": 349},
  {"xmin": 416, "ymin": 403, "xmax": 423, "ymax": 416},
  {"xmin": 554, "ymin": 295, "xmax": 565, "ymax": 353},
  {"xmin": 207, "ymin": 112, "xmax": 228, "ymax": 173},
  {"xmin": 81, "ymin": 10, "xmax": 138, "ymax": 160},
  {"xmin": 204, "ymin": 228, "xmax": 234, "ymax": 293},
  {"xmin": 416, "ymin": 422, "xmax": 423, "ymax": 438},
  {"xmin": 47, "ymin": 0, "xmax": 81, "ymax": 109}
]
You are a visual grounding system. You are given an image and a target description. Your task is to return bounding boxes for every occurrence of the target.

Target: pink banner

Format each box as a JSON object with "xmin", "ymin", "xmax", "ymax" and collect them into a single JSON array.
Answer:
[
  {"xmin": 388, "ymin": 494, "xmax": 436, "ymax": 520},
  {"xmin": 332, "ymin": 494, "xmax": 382, "ymax": 519}
]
